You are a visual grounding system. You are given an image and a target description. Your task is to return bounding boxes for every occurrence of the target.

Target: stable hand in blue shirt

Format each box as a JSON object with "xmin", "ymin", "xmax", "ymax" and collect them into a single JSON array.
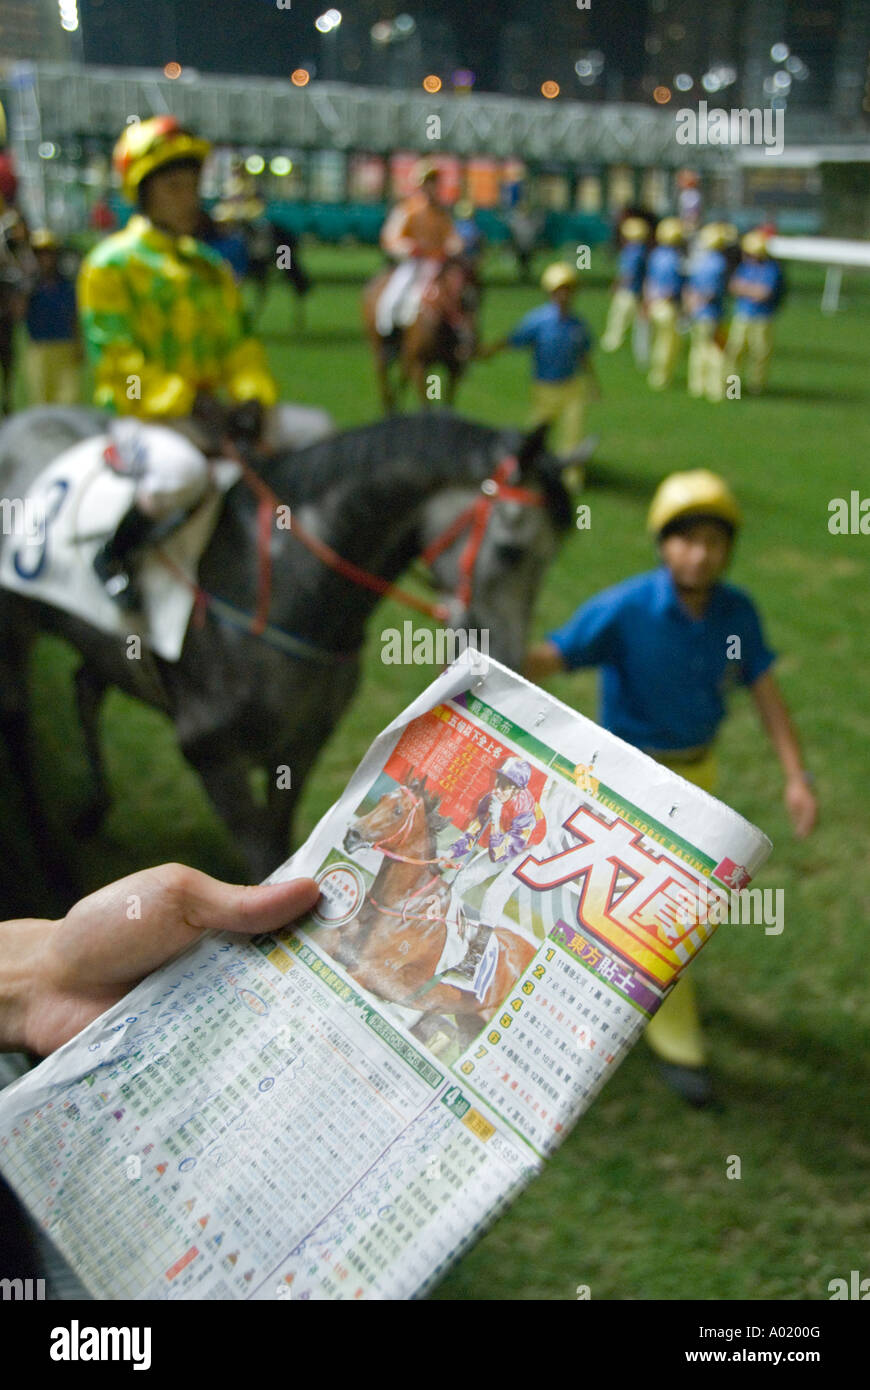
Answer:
[
  {"xmin": 543, "ymin": 566, "xmax": 775, "ymax": 752},
  {"xmin": 507, "ymin": 302, "xmax": 593, "ymax": 383},
  {"xmin": 730, "ymin": 258, "xmax": 783, "ymax": 318}
]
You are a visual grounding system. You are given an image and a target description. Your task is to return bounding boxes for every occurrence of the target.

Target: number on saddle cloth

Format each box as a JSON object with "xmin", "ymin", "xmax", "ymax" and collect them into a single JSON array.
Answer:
[{"xmin": 12, "ymin": 477, "xmax": 70, "ymax": 581}]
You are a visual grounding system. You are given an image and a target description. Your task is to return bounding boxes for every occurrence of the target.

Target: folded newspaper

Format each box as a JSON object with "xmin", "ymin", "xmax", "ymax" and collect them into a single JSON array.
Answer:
[{"xmin": 0, "ymin": 653, "xmax": 772, "ymax": 1300}]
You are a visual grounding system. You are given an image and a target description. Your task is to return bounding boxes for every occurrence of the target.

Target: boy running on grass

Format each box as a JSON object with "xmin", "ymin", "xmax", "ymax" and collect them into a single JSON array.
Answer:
[
  {"xmin": 525, "ymin": 469, "xmax": 818, "ymax": 1106},
  {"xmin": 477, "ymin": 261, "xmax": 599, "ymax": 485}
]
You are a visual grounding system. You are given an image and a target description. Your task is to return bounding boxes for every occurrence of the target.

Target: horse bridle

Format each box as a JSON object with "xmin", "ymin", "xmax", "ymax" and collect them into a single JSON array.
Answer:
[
  {"xmin": 361, "ymin": 787, "xmax": 454, "ymax": 927},
  {"xmin": 221, "ymin": 442, "xmax": 544, "ymax": 635}
]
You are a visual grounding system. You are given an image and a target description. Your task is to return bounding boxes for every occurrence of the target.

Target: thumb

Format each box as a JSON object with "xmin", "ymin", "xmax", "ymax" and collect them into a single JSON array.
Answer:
[{"xmin": 180, "ymin": 872, "xmax": 321, "ymax": 937}]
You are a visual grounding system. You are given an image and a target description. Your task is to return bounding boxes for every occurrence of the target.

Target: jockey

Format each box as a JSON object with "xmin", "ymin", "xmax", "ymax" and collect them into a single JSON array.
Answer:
[
  {"xmin": 79, "ymin": 116, "xmax": 333, "ymax": 610},
  {"xmin": 449, "ymin": 756, "xmax": 546, "ymax": 929},
  {"xmin": 375, "ymin": 161, "xmax": 462, "ymax": 337}
]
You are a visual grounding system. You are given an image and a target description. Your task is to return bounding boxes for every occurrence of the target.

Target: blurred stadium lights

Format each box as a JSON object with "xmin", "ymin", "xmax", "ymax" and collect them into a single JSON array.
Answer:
[
  {"xmin": 701, "ymin": 65, "xmax": 738, "ymax": 93},
  {"xmin": 291, "ymin": 69, "xmax": 311, "ymax": 86},
  {"xmin": 674, "ymin": 73, "xmax": 693, "ymax": 91},
  {"xmin": 574, "ymin": 50, "xmax": 604, "ymax": 87},
  {"xmin": 771, "ymin": 43, "xmax": 790, "ymax": 63},
  {"xmin": 58, "ymin": 0, "xmax": 78, "ymax": 32},
  {"xmin": 164, "ymin": 62, "xmax": 182, "ymax": 80},
  {"xmin": 785, "ymin": 55, "xmax": 809, "ymax": 80},
  {"xmin": 269, "ymin": 156, "xmax": 293, "ymax": 175},
  {"xmin": 315, "ymin": 10, "xmax": 342, "ymax": 34},
  {"xmin": 370, "ymin": 14, "xmax": 415, "ymax": 45},
  {"xmin": 244, "ymin": 154, "xmax": 265, "ymax": 174},
  {"xmin": 653, "ymin": 85, "xmax": 671, "ymax": 103},
  {"xmin": 422, "ymin": 75, "xmax": 442, "ymax": 93},
  {"xmin": 541, "ymin": 80, "xmax": 560, "ymax": 98}
]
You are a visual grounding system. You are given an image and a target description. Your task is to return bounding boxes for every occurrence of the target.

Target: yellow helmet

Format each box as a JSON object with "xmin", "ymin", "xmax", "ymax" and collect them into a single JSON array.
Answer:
[
  {"xmin": 698, "ymin": 221, "xmax": 736, "ymax": 251},
  {"xmin": 741, "ymin": 229, "xmax": 769, "ymax": 258},
  {"xmin": 656, "ymin": 217, "xmax": 685, "ymax": 246},
  {"xmin": 541, "ymin": 261, "xmax": 579, "ymax": 294},
  {"xmin": 621, "ymin": 217, "xmax": 649, "ymax": 243},
  {"xmin": 31, "ymin": 227, "xmax": 60, "ymax": 251},
  {"xmin": 113, "ymin": 116, "xmax": 211, "ymax": 202},
  {"xmin": 648, "ymin": 470, "xmax": 742, "ymax": 538},
  {"xmin": 414, "ymin": 159, "xmax": 439, "ymax": 187}
]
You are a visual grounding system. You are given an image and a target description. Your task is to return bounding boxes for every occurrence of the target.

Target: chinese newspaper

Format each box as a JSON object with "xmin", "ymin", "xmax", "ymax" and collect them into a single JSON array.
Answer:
[{"xmin": 0, "ymin": 652, "xmax": 771, "ymax": 1299}]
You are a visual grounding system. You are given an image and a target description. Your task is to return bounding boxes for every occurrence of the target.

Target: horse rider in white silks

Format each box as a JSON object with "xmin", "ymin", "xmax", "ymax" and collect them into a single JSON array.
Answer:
[
  {"xmin": 77, "ymin": 115, "xmax": 335, "ymax": 612},
  {"xmin": 448, "ymin": 756, "xmax": 547, "ymax": 934},
  {"xmin": 375, "ymin": 161, "xmax": 463, "ymax": 338}
]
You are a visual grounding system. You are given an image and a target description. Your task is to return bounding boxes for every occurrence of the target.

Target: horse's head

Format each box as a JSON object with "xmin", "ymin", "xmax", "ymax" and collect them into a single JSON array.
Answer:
[
  {"xmin": 420, "ymin": 423, "xmax": 576, "ymax": 672},
  {"xmin": 343, "ymin": 783, "xmax": 422, "ymax": 855}
]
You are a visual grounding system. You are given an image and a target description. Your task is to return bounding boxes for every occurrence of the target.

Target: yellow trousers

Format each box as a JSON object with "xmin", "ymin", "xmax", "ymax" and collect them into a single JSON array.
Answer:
[
  {"xmin": 688, "ymin": 319, "xmax": 724, "ymax": 402},
  {"xmin": 601, "ymin": 288, "xmax": 638, "ymax": 352},
  {"xmin": 724, "ymin": 315, "xmax": 774, "ymax": 394},
  {"xmin": 529, "ymin": 373, "xmax": 588, "ymax": 458},
  {"xmin": 644, "ymin": 748, "xmax": 717, "ymax": 1067},
  {"xmin": 26, "ymin": 341, "xmax": 81, "ymax": 406},
  {"xmin": 647, "ymin": 299, "xmax": 680, "ymax": 389}
]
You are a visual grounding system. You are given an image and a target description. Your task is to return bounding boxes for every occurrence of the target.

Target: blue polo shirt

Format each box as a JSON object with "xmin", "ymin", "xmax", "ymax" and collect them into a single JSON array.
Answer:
[
  {"xmin": 618, "ymin": 242, "xmax": 647, "ymax": 295},
  {"xmin": 687, "ymin": 249, "xmax": 728, "ymax": 322},
  {"xmin": 26, "ymin": 277, "xmax": 77, "ymax": 342},
  {"xmin": 732, "ymin": 258, "xmax": 783, "ymax": 318},
  {"xmin": 509, "ymin": 303, "xmax": 593, "ymax": 383},
  {"xmin": 547, "ymin": 567, "xmax": 776, "ymax": 752},
  {"xmin": 645, "ymin": 246, "xmax": 684, "ymax": 302}
]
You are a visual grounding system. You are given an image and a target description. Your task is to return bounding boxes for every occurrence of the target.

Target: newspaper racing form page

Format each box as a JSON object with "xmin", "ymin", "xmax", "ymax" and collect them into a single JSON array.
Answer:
[{"xmin": 0, "ymin": 653, "xmax": 771, "ymax": 1300}]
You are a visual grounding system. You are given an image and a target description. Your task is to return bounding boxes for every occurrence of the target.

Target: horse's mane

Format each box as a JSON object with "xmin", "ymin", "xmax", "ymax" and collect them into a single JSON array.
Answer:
[
  {"xmin": 264, "ymin": 412, "xmax": 496, "ymax": 501},
  {"xmin": 263, "ymin": 411, "xmax": 572, "ymax": 530}
]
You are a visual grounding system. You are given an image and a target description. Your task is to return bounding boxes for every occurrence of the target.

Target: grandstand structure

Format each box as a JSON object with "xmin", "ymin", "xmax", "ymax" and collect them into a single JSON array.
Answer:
[
  {"xmin": 4, "ymin": 60, "xmax": 733, "ymax": 231},
  {"xmin": 4, "ymin": 61, "xmax": 867, "ymax": 240},
  {"xmin": 19, "ymin": 61, "xmax": 696, "ymax": 163}
]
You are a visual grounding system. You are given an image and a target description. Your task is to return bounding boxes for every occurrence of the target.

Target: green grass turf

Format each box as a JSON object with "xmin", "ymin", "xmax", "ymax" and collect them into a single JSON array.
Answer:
[{"xmin": 13, "ymin": 243, "xmax": 870, "ymax": 1300}]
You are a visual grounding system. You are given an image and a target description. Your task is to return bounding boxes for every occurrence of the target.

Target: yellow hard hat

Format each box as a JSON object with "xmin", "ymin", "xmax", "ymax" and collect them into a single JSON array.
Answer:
[
  {"xmin": 31, "ymin": 227, "xmax": 60, "ymax": 251},
  {"xmin": 647, "ymin": 470, "xmax": 742, "ymax": 538},
  {"xmin": 656, "ymin": 217, "xmax": 685, "ymax": 246},
  {"xmin": 741, "ymin": 229, "xmax": 769, "ymax": 258},
  {"xmin": 621, "ymin": 217, "xmax": 649, "ymax": 243},
  {"xmin": 414, "ymin": 159, "xmax": 439, "ymax": 187},
  {"xmin": 541, "ymin": 261, "xmax": 578, "ymax": 293},
  {"xmin": 113, "ymin": 115, "xmax": 211, "ymax": 202},
  {"xmin": 698, "ymin": 221, "xmax": 736, "ymax": 251}
]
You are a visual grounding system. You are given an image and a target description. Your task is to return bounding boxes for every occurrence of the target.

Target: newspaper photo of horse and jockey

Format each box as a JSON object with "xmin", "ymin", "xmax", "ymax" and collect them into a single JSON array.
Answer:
[{"xmin": 302, "ymin": 651, "xmax": 774, "ymax": 1158}]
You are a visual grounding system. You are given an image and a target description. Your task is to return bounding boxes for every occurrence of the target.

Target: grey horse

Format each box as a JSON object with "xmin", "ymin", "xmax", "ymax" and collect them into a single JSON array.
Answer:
[{"xmin": 0, "ymin": 407, "xmax": 573, "ymax": 885}]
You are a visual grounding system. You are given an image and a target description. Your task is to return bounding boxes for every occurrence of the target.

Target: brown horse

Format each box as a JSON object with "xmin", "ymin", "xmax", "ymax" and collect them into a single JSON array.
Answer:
[
  {"xmin": 318, "ymin": 779, "xmax": 537, "ymax": 1033},
  {"xmin": 361, "ymin": 256, "xmax": 480, "ymax": 414}
]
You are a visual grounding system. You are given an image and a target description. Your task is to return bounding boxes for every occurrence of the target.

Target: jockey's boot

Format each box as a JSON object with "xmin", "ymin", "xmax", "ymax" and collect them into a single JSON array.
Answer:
[
  {"xmin": 93, "ymin": 504, "xmax": 155, "ymax": 612},
  {"xmin": 96, "ymin": 501, "xmax": 208, "ymax": 613},
  {"xmin": 450, "ymin": 922, "xmax": 491, "ymax": 984}
]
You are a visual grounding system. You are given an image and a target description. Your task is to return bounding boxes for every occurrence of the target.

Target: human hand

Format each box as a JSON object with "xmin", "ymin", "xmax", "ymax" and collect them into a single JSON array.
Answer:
[
  {"xmin": 3, "ymin": 864, "xmax": 319, "ymax": 1058},
  {"xmin": 784, "ymin": 775, "xmax": 817, "ymax": 839}
]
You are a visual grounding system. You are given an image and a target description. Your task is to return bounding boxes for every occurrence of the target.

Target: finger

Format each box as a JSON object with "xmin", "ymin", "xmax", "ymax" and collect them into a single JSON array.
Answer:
[{"xmin": 181, "ymin": 873, "xmax": 321, "ymax": 937}]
